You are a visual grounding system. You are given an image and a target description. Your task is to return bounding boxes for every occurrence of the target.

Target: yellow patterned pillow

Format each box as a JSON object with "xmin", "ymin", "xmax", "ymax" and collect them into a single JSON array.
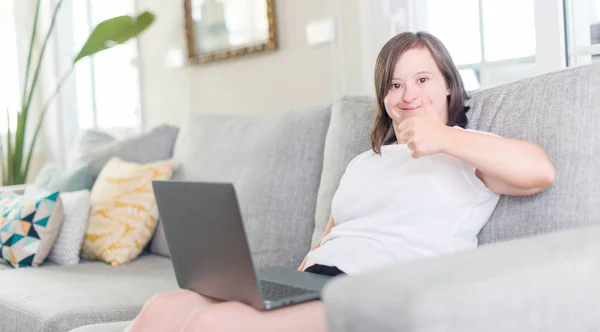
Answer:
[{"xmin": 82, "ymin": 157, "xmax": 174, "ymax": 266}]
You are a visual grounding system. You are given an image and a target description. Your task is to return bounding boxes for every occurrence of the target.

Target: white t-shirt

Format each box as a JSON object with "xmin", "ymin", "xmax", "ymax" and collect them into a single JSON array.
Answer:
[{"xmin": 305, "ymin": 129, "xmax": 501, "ymax": 275}]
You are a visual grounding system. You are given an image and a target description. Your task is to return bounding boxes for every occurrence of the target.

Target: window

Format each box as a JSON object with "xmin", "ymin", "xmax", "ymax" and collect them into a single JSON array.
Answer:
[
  {"xmin": 416, "ymin": 0, "xmax": 538, "ymax": 91},
  {"xmin": 363, "ymin": 0, "xmax": 580, "ymax": 93},
  {"xmin": 71, "ymin": 0, "xmax": 142, "ymax": 135},
  {"xmin": 0, "ymin": 0, "xmax": 20, "ymax": 133},
  {"xmin": 565, "ymin": 0, "xmax": 600, "ymax": 66}
]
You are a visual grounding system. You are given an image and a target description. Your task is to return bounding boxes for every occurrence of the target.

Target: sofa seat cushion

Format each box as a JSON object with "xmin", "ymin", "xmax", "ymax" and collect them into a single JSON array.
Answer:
[{"xmin": 0, "ymin": 254, "xmax": 177, "ymax": 332}]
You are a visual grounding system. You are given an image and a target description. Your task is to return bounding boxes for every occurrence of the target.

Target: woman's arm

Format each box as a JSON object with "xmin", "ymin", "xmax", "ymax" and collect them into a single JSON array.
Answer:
[
  {"xmin": 298, "ymin": 215, "xmax": 336, "ymax": 271},
  {"xmin": 442, "ymin": 128, "xmax": 556, "ymax": 196},
  {"xmin": 396, "ymin": 98, "xmax": 555, "ymax": 197}
]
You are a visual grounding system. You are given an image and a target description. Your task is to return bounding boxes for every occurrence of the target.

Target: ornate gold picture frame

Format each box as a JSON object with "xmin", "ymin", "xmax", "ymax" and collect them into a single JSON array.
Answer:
[{"xmin": 184, "ymin": 0, "xmax": 278, "ymax": 65}]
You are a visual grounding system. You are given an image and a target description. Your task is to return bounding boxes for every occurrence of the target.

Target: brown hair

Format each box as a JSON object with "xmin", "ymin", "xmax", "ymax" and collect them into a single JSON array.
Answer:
[{"xmin": 370, "ymin": 31, "xmax": 469, "ymax": 154}]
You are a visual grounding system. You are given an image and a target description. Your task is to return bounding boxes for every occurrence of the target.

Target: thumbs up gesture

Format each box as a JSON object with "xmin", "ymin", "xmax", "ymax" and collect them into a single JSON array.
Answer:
[{"xmin": 396, "ymin": 97, "xmax": 452, "ymax": 158}]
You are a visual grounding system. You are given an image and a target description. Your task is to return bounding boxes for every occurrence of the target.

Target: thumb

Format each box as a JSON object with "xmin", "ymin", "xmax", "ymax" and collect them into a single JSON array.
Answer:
[{"xmin": 421, "ymin": 97, "xmax": 434, "ymax": 116}]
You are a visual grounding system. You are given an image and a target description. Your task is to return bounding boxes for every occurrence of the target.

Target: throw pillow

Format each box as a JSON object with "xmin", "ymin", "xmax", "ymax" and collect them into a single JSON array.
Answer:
[
  {"xmin": 67, "ymin": 128, "xmax": 115, "ymax": 164},
  {"xmin": 35, "ymin": 163, "xmax": 95, "ymax": 192},
  {"xmin": 81, "ymin": 157, "xmax": 175, "ymax": 266},
  {"xmin": 0, "ymin": 191, "xmax": 64, "ymax": 268},
  {"xmin": 68, "ymin": 124, "xmax": 179, "ymax": 181},
  {"xmin": 46, "ymin": 190, "xmax": 91, "ymax": 265}
]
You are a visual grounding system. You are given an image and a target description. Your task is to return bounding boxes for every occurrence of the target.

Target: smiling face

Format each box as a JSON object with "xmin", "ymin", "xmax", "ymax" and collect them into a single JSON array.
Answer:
[
  {"xmin": 383, "ymin": 47, "xmax": 450, "ymax": 125},
  {"xmin": 371, "ymin": 32, "xmax": 470, "ymax": 154}
]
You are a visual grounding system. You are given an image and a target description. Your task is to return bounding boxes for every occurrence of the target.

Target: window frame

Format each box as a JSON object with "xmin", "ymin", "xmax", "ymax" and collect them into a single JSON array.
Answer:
[{"xmin": 564, "ymin": 0, "xmax": 600, "ymax": 66}]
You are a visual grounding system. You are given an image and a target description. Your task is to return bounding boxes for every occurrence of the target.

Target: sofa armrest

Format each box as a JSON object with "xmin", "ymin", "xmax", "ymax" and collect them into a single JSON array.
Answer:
[{"xmin": 322, "ymin": 224, "xmax": 600, "ymax": 332}]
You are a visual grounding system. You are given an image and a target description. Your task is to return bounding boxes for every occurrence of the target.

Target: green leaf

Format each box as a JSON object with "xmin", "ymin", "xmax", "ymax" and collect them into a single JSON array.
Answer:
[
  {"xmin": 73, "ymin": 11, "xmax": 155, "ymax": 63},
  {"xmin": 6, "ymin": 108, "xmax": 13, "ymax": 185},
  {"xmin": 21, "ymin": 0, "xmax": 42, "ymax": 109}
]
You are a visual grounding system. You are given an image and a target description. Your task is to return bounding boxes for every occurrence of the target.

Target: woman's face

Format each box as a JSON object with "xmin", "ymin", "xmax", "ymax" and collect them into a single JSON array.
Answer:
[{"xmin": 384, "ymin": 47, "xmax": 450, "ymax": 125}]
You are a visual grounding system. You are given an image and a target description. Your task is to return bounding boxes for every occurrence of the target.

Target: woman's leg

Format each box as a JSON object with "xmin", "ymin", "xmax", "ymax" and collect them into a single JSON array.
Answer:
[
  {"xmin": 126, "ymin": 290, "xmax": 223, "ymax": 332},
  {"xmin": 180, "ymin": 300, "xmax": 328, "ymax": 332}
]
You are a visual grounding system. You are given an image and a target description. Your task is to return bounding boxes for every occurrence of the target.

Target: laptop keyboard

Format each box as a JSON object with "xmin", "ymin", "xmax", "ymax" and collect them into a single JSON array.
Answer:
[{"xmin": 259, "ymin": 280, "xmax": 315, "ymax": 301}]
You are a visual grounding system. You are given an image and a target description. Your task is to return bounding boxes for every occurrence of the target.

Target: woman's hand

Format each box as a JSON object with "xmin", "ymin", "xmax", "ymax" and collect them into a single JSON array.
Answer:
[
  {"xmin": 298, "ymin": 215, "xmax": 335, "ymax": 271},
  {"xmin": 396, "ymin": 97, "xmax": 452, "ymax": 158},
  {"xmin": 297, "ymin": 256, "xmax": 308, "ymax": 271}
]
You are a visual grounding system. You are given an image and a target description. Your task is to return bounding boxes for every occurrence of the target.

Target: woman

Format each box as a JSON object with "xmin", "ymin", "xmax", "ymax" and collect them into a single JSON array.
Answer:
[{"xmin": 127, "ymin": 31, "xmax": 555, "ymax": 332}]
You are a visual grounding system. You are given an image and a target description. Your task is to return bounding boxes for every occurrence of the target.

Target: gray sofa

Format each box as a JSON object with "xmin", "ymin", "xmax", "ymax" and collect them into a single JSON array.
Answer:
[{"xmin": 1, "ymin": 62, "xmax": 599, "ymax": 332}]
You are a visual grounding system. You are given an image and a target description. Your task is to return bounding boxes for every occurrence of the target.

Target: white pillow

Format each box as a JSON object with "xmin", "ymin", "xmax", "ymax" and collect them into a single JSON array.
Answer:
[{"xmin": 46, "ymin": 190, "xmax": 91, "ymax": 265}]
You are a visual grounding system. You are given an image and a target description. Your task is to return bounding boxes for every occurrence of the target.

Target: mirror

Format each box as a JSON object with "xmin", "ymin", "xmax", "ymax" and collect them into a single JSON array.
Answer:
[{"xmin": 184, "ymin": 0, "xmax": 277, "ymax": 64}]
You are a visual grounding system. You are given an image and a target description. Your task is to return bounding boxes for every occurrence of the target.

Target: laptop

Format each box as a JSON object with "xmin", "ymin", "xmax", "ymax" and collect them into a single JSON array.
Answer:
[{"xmin": 152, "ymin": 180, "xmax": 334, "ymax": 311}]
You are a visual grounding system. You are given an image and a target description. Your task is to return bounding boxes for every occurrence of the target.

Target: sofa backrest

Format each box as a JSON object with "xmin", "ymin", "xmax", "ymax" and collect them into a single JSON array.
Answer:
[
  {"xmin": 149, "ymin": 106, "xmax": 332, "ymax": 269},
  {"xmin": 311, "ymin": 97, "xmax": 376, "ymax": 246},
  {"xmin": 468, "ymin": 62, "xmax": 600, "ymax": 245}
]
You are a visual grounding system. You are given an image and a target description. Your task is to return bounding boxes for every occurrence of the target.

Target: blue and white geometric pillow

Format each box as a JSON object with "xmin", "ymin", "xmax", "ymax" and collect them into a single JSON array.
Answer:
[{"xmin": 0, "ymin": 191, "xmax": 64, "ymax": 268}]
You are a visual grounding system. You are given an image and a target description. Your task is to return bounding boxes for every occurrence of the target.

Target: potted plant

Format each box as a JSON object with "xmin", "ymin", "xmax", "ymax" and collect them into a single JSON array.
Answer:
[{"xmin": 2, "ymin": 0, "xmax": 155, "ymax": 185}]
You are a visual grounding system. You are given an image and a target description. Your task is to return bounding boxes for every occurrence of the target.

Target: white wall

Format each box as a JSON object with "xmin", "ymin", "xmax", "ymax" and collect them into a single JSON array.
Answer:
[
  {"xmin": 137, "ymin": 0, "xmax": 339, "ymax": 130},
  {"xmin": 332, "ymin": 0, "xmax": 364, "ymax": 96}
]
